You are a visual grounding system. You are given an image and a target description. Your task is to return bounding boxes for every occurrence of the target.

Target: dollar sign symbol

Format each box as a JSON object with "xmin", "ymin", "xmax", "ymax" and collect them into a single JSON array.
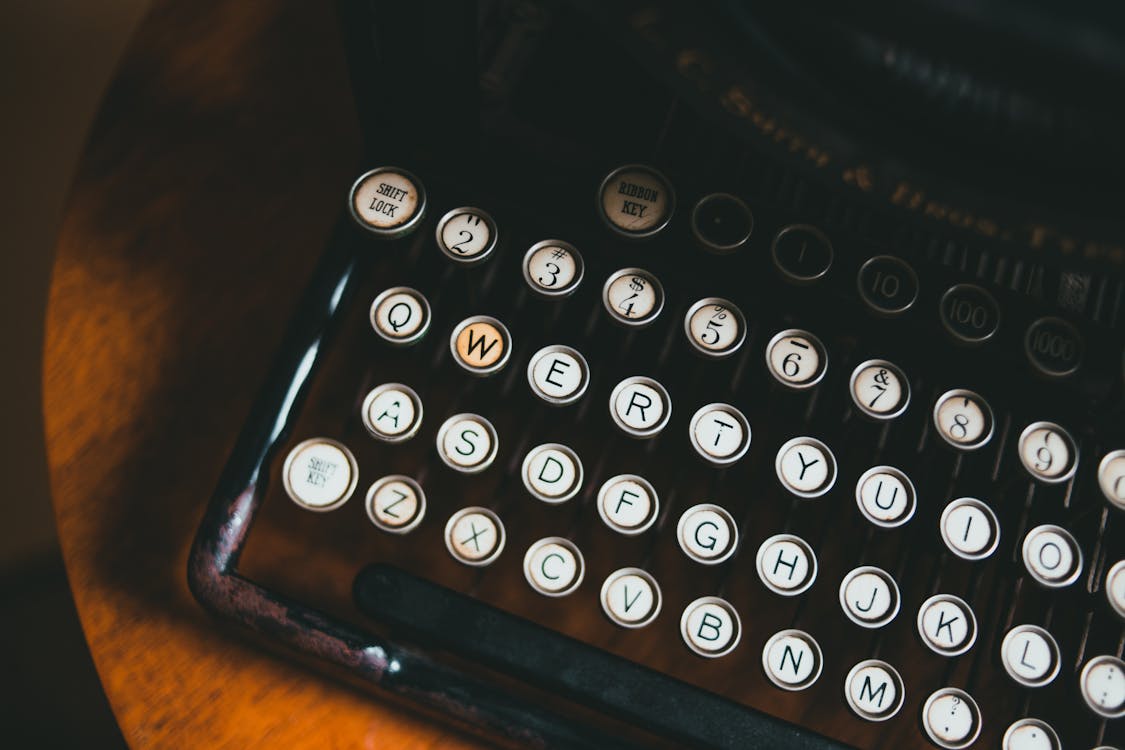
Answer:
[{"xmin": 628, "ymin": 276, "xmax": 645, "ymax": 292}]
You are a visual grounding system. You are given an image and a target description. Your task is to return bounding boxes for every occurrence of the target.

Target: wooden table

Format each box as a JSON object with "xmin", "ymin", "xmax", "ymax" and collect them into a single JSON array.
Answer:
[{"xmin": 44, "ymin": 1, "xmax": 485, "ymax": 746}]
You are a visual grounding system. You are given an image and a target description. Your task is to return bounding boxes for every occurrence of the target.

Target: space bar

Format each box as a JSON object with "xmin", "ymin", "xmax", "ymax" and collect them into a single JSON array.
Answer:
[{"xmin": 354, "ymin": 564, "xmax": 851, "ymax": 750}]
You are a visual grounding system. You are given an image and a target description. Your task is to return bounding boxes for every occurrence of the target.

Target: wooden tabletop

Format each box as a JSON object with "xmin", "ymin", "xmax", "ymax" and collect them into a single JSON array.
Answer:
[{"xmin": 43, "ymin": 1, "xmax": 485, "ymax": 746}]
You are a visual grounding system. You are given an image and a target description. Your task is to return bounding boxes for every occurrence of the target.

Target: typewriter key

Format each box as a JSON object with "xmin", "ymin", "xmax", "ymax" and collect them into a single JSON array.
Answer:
[
  {"xmin": 854, "ymin": 466, "xmax": 916, "ymax": 528},
  {"xmin": 676, "ymin": 503, "xmax": 738, "ymax": 565},
  {"xmin": 933, "ymin": 389, "xmax": 994, "ymax": 450},
  {"xmin": 691, "ymin": 193, "xmax": 752, "ymax": 253},
  {"xmin": 603, "ymin": 268, "xmax": 664, "ymax": 327},
  {"xmin": 1001, "ymin": 718, "xmax": 1060, "ymax": 750},
  {"xmin": 916, "ymin": 594, "xmax": 977, "ymax": 657},
  {"xmin": 688, "ymin": 403, "xmax": 751, "ymax": 466},
  {"xmin": 848, "ymin": 359, "xmax": 909, "ymax": 420},
  {"xmin": 523, "ymin": 240, "xmax": 583, "ymax": 298},
  {"xmin": 765, "ymin": 330, "xmax": 827, "ymax": 389},
  {"xmin": 1080, "ymin": 655, "xmax": 1125, "ymax": 718},
  {"xmin": 843, "ymin": 659, "xmax": 904, "ymax": 721},
  {"xmin": 526, "ymin": 345, "xmax": 589, "ymax": 405},
  {"xmin": 856, "ymin": 255, "xmax": 918, "ymax": 316},
  {"xmin": 1107, "ymin": 559, "xmax": 1125, "ymax": 619},
  {"xmin": 1001, "ymin": 625, "xmax": 1060, "ymax": 688},
  {"xmin": 445, "ymin": 507, "xmax": 505, "ymax": 567},
  {"xmin": 597, "ymin": 164, "xmax": 674, "ymax": 239},
  {"xmin": 1097, "ymin": 449, "xmax": 1125, "ymax": 510},
  {"xmin": 839, "ymin": 566, "xmax": 900, "ymax": 629},
  {"xmin": 435, "ymin": 207, "xmax": 498, "ymax": 265},
  {"xmin": 771, "ymin": 224, "xmax": 833, "ymax": 283},
  {"xmin": 683, "ymin": 298, "xmax": 747, "ymax": 358},
  {"xmin": 609, "ymin": 376, "xmax": 671, "ymax": 438},
  {"xmin": 521, "ymin": 443, "xmax": 583, "ymax": 504},
  {"xmin": 281, "ymin": 438, "xmax": 358, "ymax": 512},
  {"xmin": 450, "ymin": 315, "xmax": 511, "ymax": 376},
  {"xmin": 680, "ymin": 596, "xmax": 741, "ymax": 658},
  {"xmin": 597, "ymin": 475, "xmax": 659, "ymax": 536},
  {"xmin": 761, "ymin": 629, "xmax": 822, "ymax": 691},
  {"xmin": 775, "ymin": 437, "xmax": 836, "ymax": 498},
  {"xmin": 436, "ymin": 414, "xmax": 498, "ymax": 474},
  {"xmin": 600, "ymin": 567, "xmax": 661, "ymax": 628},
  {"xmin": 370, "ymin": 286, "xmax": 431, "ymax": 346},
  {"xmin": 921, "ymin": 688, "xmax": 981, "ymax": 749},
  {"xmin": 523, "ymin": 537, "xmax": 584, "ymax": 597},
  {"xmin": 939, "ymin": 497, "xmax": 1000, "ymax": 561},
  {"xmin": 365, "ymin": 475, "xmax": 425, "ymax": 534},
  {"xmin": 361, "ymin": 383, "xmax": 423, "ymax": 443},
  {"xmin": 348, "ymin": 166, "xmax": 426, "ymax": 237},
  {"xmin": 1022, "ymin": 524, "xmax": 1082, "ymax": 588},
  {"xmin": 1017, "ymin": 421, "xmax": 1078, "ymax": 483},
  {"xmin": 755, "ymin": 534, "xmax": 816, "ymax": 596}
]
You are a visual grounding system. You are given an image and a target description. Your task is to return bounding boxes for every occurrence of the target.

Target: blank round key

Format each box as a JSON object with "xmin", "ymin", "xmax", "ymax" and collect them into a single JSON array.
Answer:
[
  {"xmin": 933, "ymin": 389, "xmax": 994, "ymax": 450},
  {"xmin": 691, "ymin": 193, "xmax": 753, "ymax": 253},
  {"xmin": 917, "ymin": 594, "xmax": 977, "ymax": 657},
  {"xmin": 939, "ymin": 497, "xmax": 1000, "ymax": 560},
  {"xmin": 370, "ymin": 286, "xmax": 431, "ymax": 345},
  {"xmin": 603, "ymin": 268, "xmax": 665, "ymax": 327},
  {"xmin": 598, "ymin": 164, "xmax": 674, "ymax": 238},
  {"xmin": 680, "ymin": 596, "xmax": 741, "ymax": 658},
  {"xmin": 1001, "ymin": 624, "xmax": 1060, "ymax": 687},
  {"xmin": 436, "ymin": 414, "xmax": 498, "ymax": 473},
  {"xmin": 282, "ymin": 438, "xmax": 358, "ymax": 511},
  {"xmin": 1079, "ymin": 655, "xmax": 1125, "ymax": 718},
  {"xmin": 755, "ymin": 534, "xmax": 817, "ymax": 596},
  {"xmin": 849, "ymin": 359, "xmax": 910, "ymax": 420},
  {"xmin": 683, "ymin": 298, "xmax": 747, "ymax": 358},
  {"xmin": 1106, "ymin": 559, "xmax": 1125, "ymax": 619},
  {"xmin": 688, "ymin": 403, "xmax": 751, "ymax": 466},
  {"xmin": 765, "ymin": 329, "xmax": 827, "ymax": 388},
  {"xmin": 445, "ymin": 506, "xmax": 505, "ymax": 566},
  {"xmin": 854, "ymin": 466, "xmax": 916, "ymax": 528},
  {"xmin": 450, "ymin": 315, "xmax": 511, "ymax": 376},
  {"xmin": 1002, "ymin": 718, "xmax": 1060, "ymax": 750},
  {"xmin": 597, "ymin": 474, "xmax": 659, "ymax": 535},
  {"xmin": 921, "ymin": 688, "xmax": 981, "ymax": 749},
  {"xmin": 523, "ymin": 537, "xmax": 584, "ymax": 597},
  {"xmin": 1022, "ymin": 524, "xmax": 1082, "ymax": 588},
  {"xmin": 775, "ymin": 436, "xmax": 837, "ymax": 498},
  {"xmin": 521, "ymin": 443, "xmax": 583, "ymax": 503},
  {"xmin": 1018, "ymin": 421, "xmax": 1078, "ymax": 483},
  {"xmin": 1098, "ymin": 449, "xmax": 1125, "ymax": 509},
  {"xmin": 523, "ymin": 240, "xmax": 583, "ymax": 298},
  {"xmin": 839, "ymin": 566, "xmax": 900, "ymax": 628},
  {"xmin": 365, "ymin": 475, "xmax": 425, "ymax": 534},
  {"xmin": 677, "ymin": 503, "xmax": 738, "ymax": 565},
  {"xmin": 843, "ymin": 659, "xmax": 904, "ymax": 721},
  {"xmin": 527, "ymin": 345, "xmax": 589, "ymax": 406},
  {"xmin": 348, "ymin": 166, "xmax": 426, "ymax": 237},
  {"xmin": 761, "ymin": 629, "xmax": 822, "ymax": 691},
  {"xmin": 361, "ymin": 383, "xmax": 423, "ymax": 442},
  {"xmin": 600, "ymin": 567, "xmax": 661, "ymax": 628},
  {"xmin": 435, "ymin": 207, "xmax": 498, "ymax": 265},
  {"xmin": 609, "ymin": 376, "xmax": 671, "ymax": 438}
]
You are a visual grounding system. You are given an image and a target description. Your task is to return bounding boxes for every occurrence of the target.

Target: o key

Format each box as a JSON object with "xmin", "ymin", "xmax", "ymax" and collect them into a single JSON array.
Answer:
[
  {"xmin": 761, "ymin": 629, "xmax": 823, "ymax": 691},
  {"xmin": 600, "ymin": 567, "xmax": 661, "ymax": 628},
  {"xmin": 435, "ymin": 207, "xmax": 498, "ymax": 265},
  {"xmin": 348, "ymin": 166, "xmax": 426, "ymax": 237},
  {"xmin": 1021, "ymin": 524, "xmax": 1083, "ymax": 588},
  {"xmin": 370, "ymin": 286, "xmax": 431, "ymax": 346},
  {"xmin": 450, "ymin": 315, "xmax": 512, "ymax": 376}
]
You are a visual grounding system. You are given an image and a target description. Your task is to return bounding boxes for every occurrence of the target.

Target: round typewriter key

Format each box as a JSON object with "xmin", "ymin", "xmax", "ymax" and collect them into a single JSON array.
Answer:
[
  {"xmin": 445, "ymin": 507, "xmax": 505, "ymax": 566},
  {"xmin": 523, "ymin": 537, "xmax": 584, "ymax": 597},
  {"xmin": 361, "ymin": 383, "xmax": 423, "ymax": 443},
  {"xmin": 1022, "ymin": 524, "xmax": 1082, "ymax": 588},
  {"xmin": 855, "ymin": 466, "xmax": 916, "ymax": 528},
  {"xmin": 597, "ymin": 474, "xmax": 659, "ymax": 536},
  {"xmin": 940, "ymin": 284, "xmax": 999, "ymax": 344},
  {"xmin": 932, "ymin": 389, "xmax": 994, "ymax": 451},
  {"xmin": 1107, "ymin": 559, "xmax": 1125, "ymax": 619},
  {"xmin": 523, "ymin": 240, "xmax": 583, "ymax": 298},
  {"xmin": 282, "ymin": 438, "xmax": 358, "ymax": 511},
  {"xmin": 1002, "ymin": 718, "xmax": 1060, "ymax": 750},
  {"xmin": 939, "ymin": 497, "xmax": 1000, "ymax": 561},
  {"xmin": 755, "ymin": 534, "xmax": 817, "ymax": 597},
  {"xmin": 450, "ymin": 315, "xmax": 511, "ymax": 376},
  {"xmin": 676, "ymin": 503, "xmax": 738, "ymax": 565},
  {"xmin": 521, "ymin": 443, "xmax": 583, "ymax": 504},
  {"xmin": 348, "ymin": 166, "xmax": 426, "ymax": 237},
  {"xmin": 436, "ymin": 414, "xmax": 498, "ymax": 474},
  {"xmin": 435, "ymin": 207, "xmax": 497, "ymax": 265},
  {"xmin": 843, "ymin": 659, "xmax": 904, "ymax": 721},
  {"xmin": 762, "ymin": 629, "xmax": 822, "ymax": 691},
  {"xmin": 598, "ymin": 164, "xmax": 674, "ymax": 238},
  {"xmin": 921, "ymin": 688, "xmax": 981, "ymax": 749},
  {"xmin": 857, "ymin": 255, "xmax": 918, "ymax": 316},
  {"xmin": 1080, "ymin": 655, "xmax": 1125, "ymax": 718},
  {"xmin": 765, "ymin": 329, "xmax": 827, "ymax": 389},
  {"xmin": 691, "ymin": 193, "xmax": 753, "ymax": 253},
  {"xmin": 688, "ymin": 403, "xmax": 751, "ymax": 466},
  {"xmin": 370, "ymin": 286, "xmax": 431, "ymax": 346},
  {"xmin": 680, "ymin": 596, "xmax": 741, "ymax": 658},
  {"xmin": 1018, "ymin": 421, "xmax": 1078, "ymax": 483},
  {"xmin": 609, "ymin": 376, "xmax": 671, "ymax": 438},
  {"xmin": 917, "ymin": 594, "xmax": 977, "ymax": 657},
  {"xmin": 365, "ymin": 475, "xmax": 425, "ymax": 534},
  {"xmin": 683, "ymin": 298, "xmax": 747, "ymax": 358},
  {"xmin": 1098, "ymin": 449, "xmax": 1125, "ymax": 510},
  {"xmin": 527, "ymin": 345, "xmax": 589, "ymax": 405},
  {"xmin": 775, "ymin": 436, "xmax": 836, "ymax": 498},
  {"xmin": 603, "ymin": 268, "xmax": 664, "ymax": 327},
  {"xmin": 849, "ymin": 359, "xmax": 909, "ymax": 420},
  {"xmin": 1001, "ymin": 625, "xmax": 1060, "ymax": 687},
  {"xmin": 1025, "ymin": 316, "xmax": 1083, "ymax": 377},
  {"xmin": 771, "ymin": 224, "xmax": 833, "ymax": 283},
  {"xmin": 600, "ymin": 567, "xmax": 661, "ymax": 628},
  {"xmin": 839, "ymin": 566, "xmax": 900, "ymax": 629}
]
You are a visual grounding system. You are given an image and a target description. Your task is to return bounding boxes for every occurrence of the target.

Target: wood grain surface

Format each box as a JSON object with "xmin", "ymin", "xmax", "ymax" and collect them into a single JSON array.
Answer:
[{"xmin": 43, "ymin": 1, "xmax": 485, "ymax": 746}]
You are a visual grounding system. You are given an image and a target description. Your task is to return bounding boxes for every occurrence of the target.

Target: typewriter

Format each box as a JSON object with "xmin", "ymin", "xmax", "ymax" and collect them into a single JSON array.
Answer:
[{"xmin": 189, "ymin": 1, "xmax": 1125, "ymax": 747}]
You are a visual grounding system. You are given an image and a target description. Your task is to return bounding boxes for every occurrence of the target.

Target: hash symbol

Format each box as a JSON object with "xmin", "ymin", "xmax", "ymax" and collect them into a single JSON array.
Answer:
[{"xmin": 551, "ymin": 248, "xmax": 567, "ymax": 260}]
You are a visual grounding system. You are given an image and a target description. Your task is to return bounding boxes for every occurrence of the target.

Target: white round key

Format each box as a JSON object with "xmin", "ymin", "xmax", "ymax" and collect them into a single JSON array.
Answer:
[
  {"xmin": 348, "ymin": 167, "xmax": 425, "ymax": 236},
  {"xmin": 761, "ymin": 629, "xmax": 822, "ymax": 691},
  {"xmin": 523, "ymin": 240, "xmax": 583, "ymax": 298},
  {"xmin": 361, "ymin": 383, "xmax": 423, "ymax": 442},
  {"xmin": 435, "ymin": 207, "xmax": 497, "ymax": 264},
  {"xmin": 1080, "ymin": 654, "xmax": 1125, "ymax": 718},
  {"xmin": 282, "ymin": 438, "xmax": 358, "ymax": 511},
  {"xmin": 683, "ymin": 298, "xmax": 747, "ymax": 358},
  {"xmin": 1098, "ymin": 449, "xmax": 1125, "ymax": 509},
  {"xmin": 765, "ymin": 329, "xmax": 827, "ymax": 388},
  {"xmin": 755, "ymin": 534, "xmax": 817, "ymax": 596},
  {"xmin": 603, "ymin": 268, "xmax": 664, "ymax": 327},
  {"xmin": 677, "ymin": 504, "xmax": 738, "ymax": 565},
  {"xmin": 1018, "ymin": 421, "xmax": 1078, "ymax": 482},
  {"xmin": 370, "ymin": 286, "xmax": 431, "ymax": 345},
  {"xmin": 854, "ymin": 466, "xmax": 916, "ymax": 528},
  {"xmin": 365, "ymin": 475, "xmax": 425, "ymax": 534},
  {"xmin": 521, "ymin": 443, "xmax": 583, "ymax": 503},
  {"xmin": 849, "ymin": 359, "xmax": 910, "ymax": 420},
  {"xmin": 844, "ymin": 659, "xmax": 904, "ymax": 721},
  {"xmin": 609, "ymin": 376, "xmax": 671, "ymax": 438},
  {"xmin": 921, "ymin": 688, "xmax": 981, "ymax": 749},
  {"xmin": 1002, "ymin": 718, "xmax": 1060, "ymax": 750},
  {"xmin": 680, "ymin": 596, "xmax": 741, "ymax": 658},
  {"xmin": 1106, "ymin": 559, "xmax": 1125, "ymax": 619},
  {"xmin": 933, "ymin": 389, "xmax": 994, "ymax": 450},
  {"xmin": 523, "ymin": 537, "xmax": 584, "ymax": 597},
  {"xmin": 1022, "ymin": 524, "xmax": 1083, "ymax": 588},
  {"xmin": 527, "ymin": 345, "xmax": 589, "ymax": 405},
  {"xmin": 775, "ymin": 437, "xmax": 837, "ymax": 498},
  {"xmin": 688, "ymin": 403, "xmax": 751, "ymax": 466},
  {"xmin": 450, "ymin": 315, "xmax": 511, "ymax": 375},
  {"xmin": 436, "ymin": 414, "xmax": 498, "ymax": 473},
  {"xmin": 939, "ymin": 497, "xmax": 1000, "ymax": 560},
  {"xmin": 445, "ymin": 507, "xmax": 505, "ymax": 566},
  {"xmin": 839, "ymin": 566, "xmax": 900, "ymax": 628},
  {"xmin": 1001, "ymin": 625, "xmax": 1060, "ymax": 687},
  {"xmin": 598, "ymin": 164, "xmax": 675, "ymax": 238},
  {"xmin": 917, "ymin": 594, "xmax": 977, "ymax": 657},
  {"xmin": 600, "ymin": 567, "xmax": 661, "ymax": 628},
  {"xmin": 597, "ymin": 474, "xmax": 659, "ymax": 535}
]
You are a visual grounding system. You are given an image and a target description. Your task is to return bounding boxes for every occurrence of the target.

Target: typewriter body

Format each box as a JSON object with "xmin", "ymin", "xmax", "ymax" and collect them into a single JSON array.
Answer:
[{"xmin": 189, "ymin": 2, "xmax": 1125, "ymax": 748}]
